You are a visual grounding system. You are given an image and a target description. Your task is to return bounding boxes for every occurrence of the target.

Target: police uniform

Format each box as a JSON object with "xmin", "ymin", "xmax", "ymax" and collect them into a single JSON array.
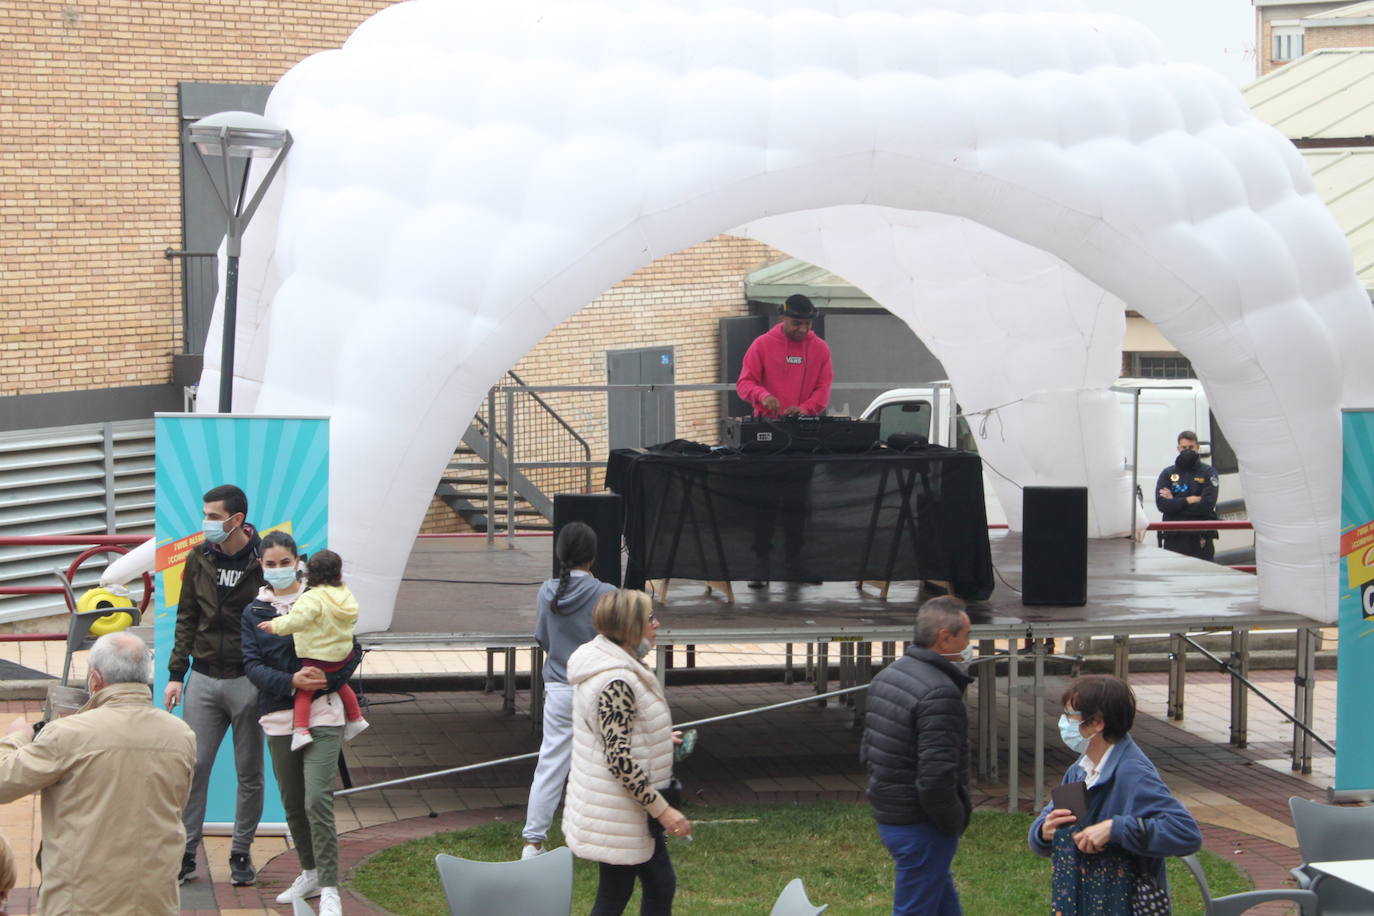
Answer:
[{"xmin": 1154, "ymin": 456, "xmax": 1219, "ymax": 561}]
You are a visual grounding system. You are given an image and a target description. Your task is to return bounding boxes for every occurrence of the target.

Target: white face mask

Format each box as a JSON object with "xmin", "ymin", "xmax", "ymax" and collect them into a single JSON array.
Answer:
[{"xmin": 944, "ymin": 643, "xmax": 974, "ymax": 666}]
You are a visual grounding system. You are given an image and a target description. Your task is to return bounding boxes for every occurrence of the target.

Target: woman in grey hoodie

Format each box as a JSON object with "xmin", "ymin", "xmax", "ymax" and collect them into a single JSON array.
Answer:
[{"xmin": 521, "ymin": 521, "xmax": 618, "ymax": 858}]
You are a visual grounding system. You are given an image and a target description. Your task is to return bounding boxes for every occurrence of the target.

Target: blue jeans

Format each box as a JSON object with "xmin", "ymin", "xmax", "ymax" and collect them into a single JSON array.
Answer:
[{"xmin": 878, "ymin": 822, "xmax": 963, "ymax": 916}]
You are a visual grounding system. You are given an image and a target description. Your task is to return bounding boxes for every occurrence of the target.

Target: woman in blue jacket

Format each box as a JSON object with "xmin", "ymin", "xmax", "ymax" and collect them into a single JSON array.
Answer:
[
  {"xmin": 241, "ymin": 531, "xmax": 360, "ymax": 916},
  {"xmin": 1029, "ymin": 675, "xmax": 1201, "ymax": 914}
]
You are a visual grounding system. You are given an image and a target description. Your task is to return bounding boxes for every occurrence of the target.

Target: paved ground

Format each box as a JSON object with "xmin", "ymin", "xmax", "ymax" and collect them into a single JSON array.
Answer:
[{"xmin": 0, "ymin": 643, "xmax": 1339, "ymax": 915}]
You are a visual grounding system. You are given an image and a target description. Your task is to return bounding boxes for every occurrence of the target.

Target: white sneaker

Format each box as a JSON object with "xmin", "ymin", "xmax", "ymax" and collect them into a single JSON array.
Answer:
[
  {"xmin": 290, "ymin": 729, "xmax": 314, "ymax": 751},
  {"xmin": 520, "ymin": 841, "xmax": 545, "ymax": 860},
  {"xmin": 318, "ymin": 886, "xmax": 342, "ymax": 916},
  {"xmin": 275, "ymin": 869, "xmax": 320, "ymax": 903},
  {"xmin": 343, "ymin": 718, "xmax": 370, "ymax": 742}
]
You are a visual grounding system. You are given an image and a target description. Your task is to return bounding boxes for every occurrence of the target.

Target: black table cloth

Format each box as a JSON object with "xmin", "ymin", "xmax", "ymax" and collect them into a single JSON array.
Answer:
[{"xmin": 605, "ymin": 446, "xmax": 994, "ymax": 600}]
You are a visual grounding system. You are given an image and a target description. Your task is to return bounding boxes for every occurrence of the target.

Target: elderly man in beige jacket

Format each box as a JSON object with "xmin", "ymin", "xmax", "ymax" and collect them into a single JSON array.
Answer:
[{"xmin": 0, "ymin": 631, "xmax": 196, "ymax": 916}]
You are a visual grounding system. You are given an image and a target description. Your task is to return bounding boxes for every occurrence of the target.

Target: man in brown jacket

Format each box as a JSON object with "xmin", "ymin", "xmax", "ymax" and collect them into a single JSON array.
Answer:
[{"xmin": 0, "ymin": 632, "xmax": 196, "ymax": 916}]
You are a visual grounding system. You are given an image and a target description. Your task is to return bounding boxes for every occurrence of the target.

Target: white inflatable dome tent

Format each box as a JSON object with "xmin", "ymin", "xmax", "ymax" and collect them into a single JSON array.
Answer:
[{"xmin": 180, "ymin": 0, "xmax": 1374, "ymax": 630}]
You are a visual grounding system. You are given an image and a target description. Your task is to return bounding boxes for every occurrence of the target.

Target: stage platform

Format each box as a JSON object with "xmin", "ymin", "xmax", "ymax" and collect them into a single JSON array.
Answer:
[
  {"xmin": 367, "ymin": 530, "xmax": 1306, "ymax": 647},
  {"xmin": 363, "ymin": 530, "xmax": 1329, "ymax": 807}
]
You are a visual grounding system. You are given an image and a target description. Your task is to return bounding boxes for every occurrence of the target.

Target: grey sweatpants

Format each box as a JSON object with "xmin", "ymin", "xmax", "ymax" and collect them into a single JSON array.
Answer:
[{"xmin": 182, "ymin": 672, "xmax": 263, "ymax": 854}]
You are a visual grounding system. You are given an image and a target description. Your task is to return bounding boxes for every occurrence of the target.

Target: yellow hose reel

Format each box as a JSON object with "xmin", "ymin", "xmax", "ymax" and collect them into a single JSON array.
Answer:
[{"xmin": 77, "ymin": 587, "xmax": 138, "ymax": 637}]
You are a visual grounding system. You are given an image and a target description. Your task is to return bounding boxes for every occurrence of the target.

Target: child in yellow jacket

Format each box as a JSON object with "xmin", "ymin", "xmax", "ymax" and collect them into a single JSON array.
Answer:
[{"xmin": 259, "ymin": 550, "xmax": 368, "ymax": 750}]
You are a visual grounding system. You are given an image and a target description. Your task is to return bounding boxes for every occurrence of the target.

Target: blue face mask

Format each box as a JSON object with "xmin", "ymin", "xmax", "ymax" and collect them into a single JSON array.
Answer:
[
  {"xmin": 202, "ymin": 517, "xmax": 233, "ymax": 545},
  {"xmin": 1058, "ymin": 714, "xmax": 1089, "ymax": 754},
  {"xmin": 263, "ymin": 567, "xmax": 298, "ymax": 591}
]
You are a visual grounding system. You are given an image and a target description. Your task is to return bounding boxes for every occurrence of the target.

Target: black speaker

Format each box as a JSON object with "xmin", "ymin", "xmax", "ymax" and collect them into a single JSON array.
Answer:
[
  {"xmin": 552, "ymin": 493, "xmax": 623, "ymax": 587},
  {"xmin": 1021, "ymin": 486, "xmax": 1087, "ymax": 606},
  {"xmin": 719, "ymin": 314, "xmax": 768, "ymax": 418}
]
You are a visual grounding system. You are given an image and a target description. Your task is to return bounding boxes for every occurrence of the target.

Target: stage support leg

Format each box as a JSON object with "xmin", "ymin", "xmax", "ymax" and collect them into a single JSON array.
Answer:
[
  {"xmin": 976, "ymin": 639, "xmax": 997, "ymax": 783},
  {"xmin": 854, "ymin": 642, "xmax": 872, "ymax": 729},
  {"xmin": 530, "ymin": 647, "xmax": 545, "ymax": 735},
  {"xmin": 840, "ymin": 642, "xmax": 851, "ymax": 708},
  {"xmin": 1167, "ymin": 634, "xmax": 1185, "ymax": 721},
  {"xmin": 1112, "ymin": 635, "xmax": 1130, "ymax": 682},
  {"xmin": 485, "ymin": 648, "xmax": 497, "ymax": 693},
  {"xmin": 815, "ymin": 641, "xmax": 829, "ymax": 708},
  {"xmin": 503, "ymin": 647, "xmax": 517, "ymax": 715},
  {"xmin": 882, "ymin": 641, "xmax": 896, "ymax": 667},
  {"xmin": 686, "ymin": 645, "xmax": 695, "ymax": 669},
  {"xmin": 1293, "ymin": 628, "xmax": 1317, "ymax": 775},
  {"xmin": 664, "ymin": 645, "xmax": 674, "ymax": 669},
  {"xmin": 654, "ymin": 642, "xmax": 668, "ymax": 689},
  {"xmin": 1033, "ymin": 638, "xmax": 1046, "ymax": 813},
  {"xmin": 784, "ymin": 643, "xmax": 794, "ymax": 685},
  {"xmin": 806, "ymin": 643, "xmax": 815, "ymax": 683},
  {"xmin": 1008, "ymin": 641, "xmax": 1020, "ymax": 812},
  {"xmin": 1229, "ymin": 628, "xmax": 1249, "ymax": 748}
]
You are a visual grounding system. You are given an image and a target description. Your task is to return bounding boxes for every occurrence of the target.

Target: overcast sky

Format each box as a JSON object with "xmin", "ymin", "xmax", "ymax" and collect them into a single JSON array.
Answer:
[{"xmin": 1093, "ymin": 0, "xmax": 1258, "ymax": 85}]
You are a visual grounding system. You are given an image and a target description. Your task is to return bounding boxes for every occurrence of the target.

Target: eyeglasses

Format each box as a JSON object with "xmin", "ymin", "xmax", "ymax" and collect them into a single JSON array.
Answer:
[{"xmin": 648, "ymin": 614, "xmax": 660, "ymax": 625}]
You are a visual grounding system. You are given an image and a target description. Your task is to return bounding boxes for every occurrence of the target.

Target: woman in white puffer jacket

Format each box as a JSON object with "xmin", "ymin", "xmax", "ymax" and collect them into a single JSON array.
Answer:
[{"xmin": 563, "ymin": 589, "xmax": 691, "ymax": 915}]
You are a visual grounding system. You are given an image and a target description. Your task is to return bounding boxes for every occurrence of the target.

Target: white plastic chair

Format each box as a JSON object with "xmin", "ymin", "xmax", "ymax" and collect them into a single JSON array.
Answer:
[
  {"xmin": 1288, "ymin": 796, "xmax": 1374, "ymax": 915},
  {"xmin": 291, "ymin": 897, "xmax": 316, "ymax": 915},
  {"xmin": 434, "ymin": 846, "xmax": 573, "ymax": 916},
  {"xmin": 769, "ymin": 877, "xmax": 827, "ymax": 916}
]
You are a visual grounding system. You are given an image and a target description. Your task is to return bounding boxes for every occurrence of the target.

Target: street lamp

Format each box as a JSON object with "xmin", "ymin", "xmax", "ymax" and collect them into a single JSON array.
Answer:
[{"xmin": 185, "ymin": 111, "xmax": 292, "ymax": 412}]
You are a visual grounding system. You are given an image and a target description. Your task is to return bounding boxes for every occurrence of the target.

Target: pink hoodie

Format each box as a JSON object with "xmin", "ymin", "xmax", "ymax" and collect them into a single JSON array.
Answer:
[{"xmin": 735, "ymin": 324, "xmax": 833, "ymax": 417}]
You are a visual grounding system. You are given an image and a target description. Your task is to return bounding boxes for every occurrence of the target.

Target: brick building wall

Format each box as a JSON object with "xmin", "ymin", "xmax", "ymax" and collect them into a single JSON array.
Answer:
[
  {"xmin": 0, "ymin": 0, "xmax": 398, "ymax": 397},
  {"xmin": 1306, "ymin": 23, "xmax": 1374, "ymax": 53},
  {"xmin": 1255, "ymin": 2, "xmax": 1374, "ymax": 75}
]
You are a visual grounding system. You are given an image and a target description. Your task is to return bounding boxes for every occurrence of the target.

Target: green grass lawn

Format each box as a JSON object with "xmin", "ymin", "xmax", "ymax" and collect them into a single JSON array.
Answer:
[{"xmin": 350, "ymin": 802, "xmax": 1251, "ymax": 915}]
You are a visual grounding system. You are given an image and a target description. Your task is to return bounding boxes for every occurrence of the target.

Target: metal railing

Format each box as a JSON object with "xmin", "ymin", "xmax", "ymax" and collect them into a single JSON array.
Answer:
[
  {"xmin": 488, "ymin": 381, "xmax": 914, "ymax": 544},
  {"xmin": 0, "ymin": 535, "xmax": 153, "ymax": 641},
  {"xmin": 445, "ymin": 371, "xmax": 593, "ymax": 535}
]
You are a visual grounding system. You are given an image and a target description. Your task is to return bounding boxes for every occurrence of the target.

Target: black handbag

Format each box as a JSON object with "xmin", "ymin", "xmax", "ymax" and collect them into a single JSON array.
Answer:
[
  {"xmin": 659, "ymin": 777, "xmax": 684, "ymax": 809},
  {"xmin": 1132, "ymin": 873, "xmax": 1171, "ymax": 916}
]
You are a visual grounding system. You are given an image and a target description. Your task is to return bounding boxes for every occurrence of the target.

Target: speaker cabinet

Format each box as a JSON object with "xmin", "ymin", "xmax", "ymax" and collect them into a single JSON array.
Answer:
[
  {"xmin": 1021, "ymin": 486, "xmax": 1087, "ymax": 606},
  {"xmin": 552, "ymin": 493, "xmax": 624, "ymax": 588}
]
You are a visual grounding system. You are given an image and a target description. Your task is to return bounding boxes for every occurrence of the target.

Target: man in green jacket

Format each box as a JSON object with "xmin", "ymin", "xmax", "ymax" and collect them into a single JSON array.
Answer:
[{"xmin": 163, "ymin": 483, "xmax": 264, "ymax": 886}]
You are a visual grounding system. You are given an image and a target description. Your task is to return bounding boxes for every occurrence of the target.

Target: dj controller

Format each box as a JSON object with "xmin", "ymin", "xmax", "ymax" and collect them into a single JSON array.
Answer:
[{"xmin": 721, "ymin": 415, "xmax": 882, "ymax": 453}]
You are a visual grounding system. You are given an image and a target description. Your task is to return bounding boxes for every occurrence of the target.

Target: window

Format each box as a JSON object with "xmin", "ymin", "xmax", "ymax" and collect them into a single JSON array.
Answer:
[
  {"xmin": 1209, "ymin": 411, "xmax": 1239, "ymax": 475},
  {"xmin": 1128, "ymin": 354, "xmax": 1196, "ymax": 379},
  {"xmin": 874, "ymin": 400, "xmax": 931, "ymax": 442},
  {"xmin": 1272, "ymin": 28, "xmax": 1304, "ymax": 62}
]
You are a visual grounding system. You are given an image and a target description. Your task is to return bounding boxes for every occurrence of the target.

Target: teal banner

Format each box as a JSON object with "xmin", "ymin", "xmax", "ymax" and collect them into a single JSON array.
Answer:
[
  {"xmin": 154, "ymin": 414, "xmax": 329, "ymax": 830},
  {"xmin": 1337, "ymin": 409, "xmax": 1374, "ymax": 793}
]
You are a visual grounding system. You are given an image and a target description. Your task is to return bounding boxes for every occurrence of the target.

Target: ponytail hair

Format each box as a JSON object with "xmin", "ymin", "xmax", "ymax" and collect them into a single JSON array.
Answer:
[{"xmin": 550, "ymin": 521, "xmax": 598, "ymax": 615}]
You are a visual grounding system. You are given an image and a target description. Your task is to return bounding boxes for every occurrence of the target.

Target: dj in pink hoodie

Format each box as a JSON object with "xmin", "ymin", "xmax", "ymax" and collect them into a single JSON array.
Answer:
[{"xmin": 735, "ymin": 295, "xmax": 833, "ymax": 417}]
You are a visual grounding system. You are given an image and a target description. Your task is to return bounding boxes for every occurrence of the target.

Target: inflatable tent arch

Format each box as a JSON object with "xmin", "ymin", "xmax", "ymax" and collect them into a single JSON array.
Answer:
[{"xmin": 186, "ymin": 1, "xmax": 1374, "ymax": 631}]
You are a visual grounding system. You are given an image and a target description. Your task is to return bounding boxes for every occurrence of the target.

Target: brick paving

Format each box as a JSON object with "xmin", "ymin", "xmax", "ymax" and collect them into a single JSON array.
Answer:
[{"xmin": 0, "ymin": 665, "xmax": 1341, "ymax": 914}]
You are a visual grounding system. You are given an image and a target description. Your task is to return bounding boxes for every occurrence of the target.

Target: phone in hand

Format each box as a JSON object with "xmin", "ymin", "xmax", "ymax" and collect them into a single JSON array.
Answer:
[
  {"xmin": 674, "ymin": 728, "xmax": 698, "ymax": 763},
  {"xmin": 1051, "ymin": 780, "xmax": 1088, "ymax": 824}
]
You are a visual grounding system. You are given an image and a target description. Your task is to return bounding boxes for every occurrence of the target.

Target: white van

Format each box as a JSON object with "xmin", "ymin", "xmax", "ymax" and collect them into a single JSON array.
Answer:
[{"xmin": 859, "ymin": 380, "xmax": 1250, "ymax": 562}]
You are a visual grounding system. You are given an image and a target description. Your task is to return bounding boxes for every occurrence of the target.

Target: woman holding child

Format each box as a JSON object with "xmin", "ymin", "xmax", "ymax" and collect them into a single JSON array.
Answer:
[{"xmin": 241, "ymin": 532, "xmax": 363, "ymax": 916}]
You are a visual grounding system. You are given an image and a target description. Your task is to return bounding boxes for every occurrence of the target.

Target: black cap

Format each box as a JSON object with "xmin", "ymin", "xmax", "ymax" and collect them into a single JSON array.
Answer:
[{"xmin": 780, "ymin": 293, "xmax": 819, "ymax": 320}]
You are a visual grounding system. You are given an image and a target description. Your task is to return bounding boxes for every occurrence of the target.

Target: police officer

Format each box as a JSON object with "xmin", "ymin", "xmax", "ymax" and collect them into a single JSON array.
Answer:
[{"xmin": 1155, "ymin": 430, "xmax": 1219, "ymax": 561}]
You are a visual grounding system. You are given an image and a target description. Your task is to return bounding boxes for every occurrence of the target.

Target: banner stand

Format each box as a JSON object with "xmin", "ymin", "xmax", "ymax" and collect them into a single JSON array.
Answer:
[
  {"xmin": 154, "ymin": 413, "xmax": 330, "ymax": 836},
  {"xmin": 1335, "ymin": 408, "xmax": 1374, "ymax": 798}
]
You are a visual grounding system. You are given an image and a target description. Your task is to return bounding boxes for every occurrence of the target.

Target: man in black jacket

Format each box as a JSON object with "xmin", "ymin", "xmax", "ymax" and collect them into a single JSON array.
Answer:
[
  {"xmin": 1155, "ymin": 430, "xmax": 1219, "ymax": 561},
  {"xmin": 861, "ymin": 596, "xmax": 973, "ymax": 916},
  {"xmin": 162, "ymin": 484, "xmax": 265, "ymax": 887}
]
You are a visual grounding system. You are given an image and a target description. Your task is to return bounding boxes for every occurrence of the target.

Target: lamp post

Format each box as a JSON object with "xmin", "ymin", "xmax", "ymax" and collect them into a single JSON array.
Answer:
[{"xmin": 185, "ymin": 111, "xmax": 292, "ymax": 413}]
